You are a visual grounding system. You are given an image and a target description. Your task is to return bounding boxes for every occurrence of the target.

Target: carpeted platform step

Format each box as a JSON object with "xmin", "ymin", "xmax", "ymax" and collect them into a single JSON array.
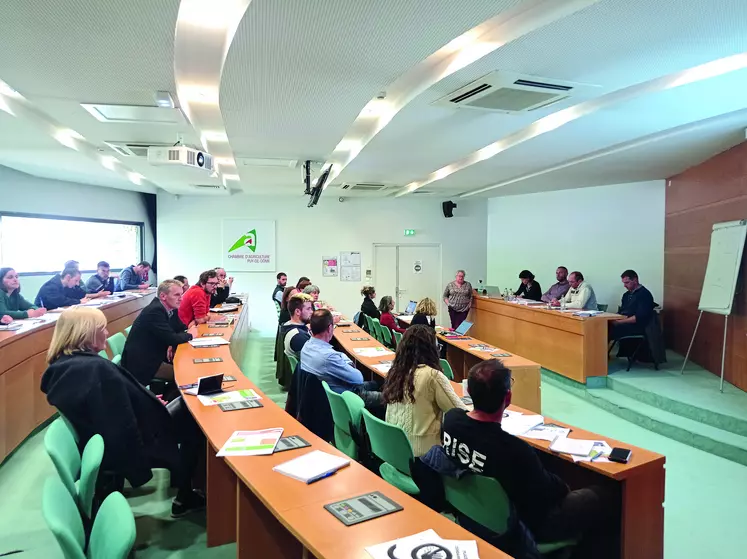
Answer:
[{"xmin": 542, "ymin": 370, "xmax": 747, "ymax": 466}]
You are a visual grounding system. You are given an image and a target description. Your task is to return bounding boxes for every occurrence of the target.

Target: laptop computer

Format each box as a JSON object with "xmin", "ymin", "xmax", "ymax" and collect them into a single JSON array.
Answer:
[
  {"xmin": 404, "ymin": 300, "xmax": 417, "ymax": 315},
  {"xmin": 182, "ymin": 373, "xmax": 225, "ymax": 396},
  {"xmin": 442, "ymin": 320, "xmax": 473, "ymax": 337}
]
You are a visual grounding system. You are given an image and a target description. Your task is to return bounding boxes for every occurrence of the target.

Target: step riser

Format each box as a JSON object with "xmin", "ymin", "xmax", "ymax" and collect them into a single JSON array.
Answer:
[{"xmin": 606, "ymin": 376, "xmax": 747, "ymax": 438}]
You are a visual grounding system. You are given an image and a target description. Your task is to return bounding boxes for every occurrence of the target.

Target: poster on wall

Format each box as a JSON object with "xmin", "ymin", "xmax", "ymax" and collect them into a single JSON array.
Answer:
[
  {"xmin": 413, "ymin": 260, "xmax": 423, "ymax": 274},
  {"xmin": 322, "ymin": 256, "xmax": 338, "ymax": 277},
  {"xmin": 222, "ymin": 220, "xmax": 276, "ymax": 272},
  {"xmin": 340, "ymin": 251, "xmax": 361, "ymax": 282}
]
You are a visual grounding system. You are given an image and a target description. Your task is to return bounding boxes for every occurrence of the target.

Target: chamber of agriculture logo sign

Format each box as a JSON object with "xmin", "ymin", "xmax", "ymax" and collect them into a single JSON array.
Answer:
[
  {"xmin": 229, "ymin": 229, "xmax": 257, "ymax": 253},
  {"xmin": 222, "ymin": 220, "xmax": 275, "ymax": 271}
]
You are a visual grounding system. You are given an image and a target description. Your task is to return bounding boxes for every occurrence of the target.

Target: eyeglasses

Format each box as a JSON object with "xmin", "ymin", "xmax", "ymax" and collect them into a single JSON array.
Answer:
[{"xmin": 206, "ymin": 281, "xmax": 219, "ymax": 286}]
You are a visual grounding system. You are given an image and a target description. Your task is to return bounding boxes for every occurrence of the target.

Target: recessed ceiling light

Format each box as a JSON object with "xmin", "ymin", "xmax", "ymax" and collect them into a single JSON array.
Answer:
[{"xmin": 154, "ymin": 91, "xmax": 174, "ymax": 108}]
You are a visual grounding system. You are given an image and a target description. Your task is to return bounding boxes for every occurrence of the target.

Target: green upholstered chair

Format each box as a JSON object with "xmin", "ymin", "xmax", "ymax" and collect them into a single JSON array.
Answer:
[
  {"xmin": 287, "ymin": 354, "xmax": 298, "ymax": 374},
  {"xmin": 361, "ymin": 409, "xmax": 419, "ymax": 495},
  {"xmin": 106, "ymin": 332, "xmax": 126, "ymax": 358},
  {"xmin": 442, "ymin": 474, "xmax": 577, "ymax": 556},
  {"xmin": 439, "ymin": 359, "xmax": 455, "ymax": 380},
  {"xmin": 124, "ymin": 326, "xmax": 132, "ymax": 335},
  {"xmin": 393, "ymin": 330, "xmax": 403, "ymax": 348},
  {"xmin": 322, "ymin": 381, "xmax": 364, "ymax": 459}
]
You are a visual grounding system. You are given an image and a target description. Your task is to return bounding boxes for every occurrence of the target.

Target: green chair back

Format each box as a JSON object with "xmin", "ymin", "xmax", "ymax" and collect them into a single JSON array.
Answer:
[
  {"xmin": 59, "ymin": 413, "xmax": 80, "ymax": 444},
  {"xmin": 124, "ymin": 326, "xmax": 132, "ymax": 335},
  {"xmin": 371, "ymin": 318, "xmax": 384, "ymax": 343},
  {"xmin": 341, "ymin": 391, "xmax": 365, "ymax": 435},
  {"xmin": 111, "ymin": 354, "xmax": 122, "ymax": 366},
  {"xmin": 106, "ymin": 332, "xmax": 126, "ymax": 358},
  {"xmin": 97, "ymin": 350, "xmax": 109, "ymax": 360},
  {"xmin": 442, "ymin": 474, "xmax": 512, "ymax": 534},
  {"xmin": 287, "ymin": 354, "xmax": 298, "ymax": 374},
  {"xmin": 78, "ymin": 435, "xmax": 104, "ymax": 519},
  {"xmin": 322, "ymin": 381, "xmax": 358, "ymax": 459},
  {"xmin": 379, "ymin": 323, "xmax": 393, "ymax": 346},
  {"xmin": 42, "ymin": 477, "xmax": 86, "ymax": 559},
  {"xmin": 364, "ymin": 314, "xmax": 374, "ymax": 336},
  {"xmin": 439, "ymin": 359, "xmax": 454, "ymax": 380},
  {"xmin": 87, "ymin": 491, "xmax": 137, "ymax": 559},
  {"xmin": 361, "ymin": 409, "xmax": 419, "ymax": 495},
  {"xmin": 45, "ymin": 419, "xmax": 81, "ymax": 498},
  {"xmin": 393, "ymin": 330, "xmax": 403, "ymax": 347}
]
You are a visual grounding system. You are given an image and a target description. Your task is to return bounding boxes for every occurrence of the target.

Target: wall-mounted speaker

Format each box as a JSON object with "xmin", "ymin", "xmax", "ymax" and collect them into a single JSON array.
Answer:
[{"xmin": 442, "ymin": 200, "xmax": 457, "ymax": 218}]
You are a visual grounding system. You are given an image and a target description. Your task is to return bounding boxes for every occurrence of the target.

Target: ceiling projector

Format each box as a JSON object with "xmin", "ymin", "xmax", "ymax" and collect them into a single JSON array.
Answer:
[{"xmin": 147, "ymin": 145, "xmax": 214, "ymax": 172}]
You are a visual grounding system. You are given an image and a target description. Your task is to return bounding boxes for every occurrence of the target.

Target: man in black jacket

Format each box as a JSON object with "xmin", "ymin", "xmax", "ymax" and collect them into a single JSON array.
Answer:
[
  {"xmin": 122, "ymin": 279, "xmax": 197, "ymax": 386},
  {"xmin": 35, "ymin": 266, "xmax": 88, "ymax": 309}
]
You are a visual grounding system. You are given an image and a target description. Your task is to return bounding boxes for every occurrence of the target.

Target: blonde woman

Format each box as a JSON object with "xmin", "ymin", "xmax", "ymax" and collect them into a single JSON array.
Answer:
[
  {"xmin": 410, "ymin": 297, "xmax": 437, "ymax": 329},
  {"xmin": 40, "ymin": 307, "xmax": 206, "ymax": 518}
]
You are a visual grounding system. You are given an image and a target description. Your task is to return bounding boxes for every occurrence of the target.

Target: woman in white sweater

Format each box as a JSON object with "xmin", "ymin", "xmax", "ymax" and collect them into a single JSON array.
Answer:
[{"xmin": 383, "ymin": 325, "xmax": 467, "ymax": 456}]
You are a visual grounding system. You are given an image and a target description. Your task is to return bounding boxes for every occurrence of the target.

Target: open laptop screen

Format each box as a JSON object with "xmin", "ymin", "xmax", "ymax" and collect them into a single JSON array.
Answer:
[
  {"xmin": 404, "ymin": 300, "xmax": 417, "ymax": 315},
  {"xmin": 455, "ymin": 320, "xmax": 473, "ymax": 335}
]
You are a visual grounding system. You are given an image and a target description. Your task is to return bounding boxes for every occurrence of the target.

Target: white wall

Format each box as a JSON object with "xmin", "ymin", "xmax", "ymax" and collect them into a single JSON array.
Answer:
[
  {"xmin": 157, "ymin": 194, "xmax": 488, "ymax": 334},
  {"xmin": 487, "ymin": 181, "xmax": 665, "ymax": 310},
  {"xmin": 0, "ymin": 165, "xmax": 156, "ymax": 296}
]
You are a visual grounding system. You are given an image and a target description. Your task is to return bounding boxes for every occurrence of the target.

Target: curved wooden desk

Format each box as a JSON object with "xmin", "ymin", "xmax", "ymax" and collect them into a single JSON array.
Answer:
[
  {"xmin": 174, "ymin": 305, "xmax": 511, "ymax": 558},
  {"xmin": 0, "ymin": 291, "xmax": 156, "ymax": 463},
  {"xmin": 333, "ymin": 324, "xmax": 665, "ymax": 559}
]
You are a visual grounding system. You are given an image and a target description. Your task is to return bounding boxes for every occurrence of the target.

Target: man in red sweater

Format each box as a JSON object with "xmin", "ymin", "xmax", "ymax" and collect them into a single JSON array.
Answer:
[{"xmin": 178, "ymin": 269, "xmax": 219, "ymax": 327}]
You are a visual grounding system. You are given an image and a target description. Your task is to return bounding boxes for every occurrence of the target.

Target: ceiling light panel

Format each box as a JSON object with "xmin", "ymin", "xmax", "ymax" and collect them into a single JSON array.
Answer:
[{"xmin": 80, "ymin": 103, "xmax": 183, "ymax": 124}]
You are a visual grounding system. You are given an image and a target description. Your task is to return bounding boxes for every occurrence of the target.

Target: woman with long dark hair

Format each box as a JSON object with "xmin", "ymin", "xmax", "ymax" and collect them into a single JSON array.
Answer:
[{"xmin": 383, "ymin": 325, "xmax": 466, "ymax": 456}]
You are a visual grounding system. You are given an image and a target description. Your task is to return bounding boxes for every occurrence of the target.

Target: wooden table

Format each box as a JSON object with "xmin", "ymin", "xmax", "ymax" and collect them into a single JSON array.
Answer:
[
  {"xmin": 338, "ymin": 321, "xmax": 542, "ymax": 414},
  {"xmin": 173, "ymin": 305, "xmax": 513, "ymax": 558},
  {"xmin": 470, "ymin": 296, "xmax": 622, "ymax": 384},
  {"xmin": 335, "ymin": 320, "xmax": 665, "ymax": 559},
  {"xmin": 0, "ymin": 291, "xmax": 156, "ymax": 463}
]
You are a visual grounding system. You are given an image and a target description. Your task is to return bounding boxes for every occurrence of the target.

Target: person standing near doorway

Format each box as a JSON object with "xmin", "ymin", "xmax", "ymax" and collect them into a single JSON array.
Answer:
[{"xmin": 443, "ymin": 270, "xmax": 473, "ymax": 329}]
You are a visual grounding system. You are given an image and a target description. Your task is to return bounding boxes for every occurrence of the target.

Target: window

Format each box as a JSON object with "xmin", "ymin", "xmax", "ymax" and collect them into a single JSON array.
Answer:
[{"xmin": 0, "ymin": 213, "xmax": 143, "ymax": 274}]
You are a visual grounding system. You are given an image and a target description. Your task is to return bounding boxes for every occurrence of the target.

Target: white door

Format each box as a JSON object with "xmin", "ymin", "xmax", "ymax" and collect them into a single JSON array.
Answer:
[
  {"xmin": 397, "ymin": 245, "xmax": 441, "ymax": 313},
  {"xmin": 373, "ymin": 244, "xmax": 442, "ymax": 313}
]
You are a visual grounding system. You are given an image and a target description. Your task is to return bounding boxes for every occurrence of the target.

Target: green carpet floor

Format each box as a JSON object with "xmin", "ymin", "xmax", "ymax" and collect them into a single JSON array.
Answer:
[{"xmin": 2, "ymin": 332, "xmax": 746, "ymax": 558}]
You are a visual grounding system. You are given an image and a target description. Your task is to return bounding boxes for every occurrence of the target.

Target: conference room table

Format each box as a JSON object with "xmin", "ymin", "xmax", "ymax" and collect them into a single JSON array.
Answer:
[
  {"xmin": 353, "ymin": 316, "xmax": 541, "ymax": 414},
  {"xmin": 334, "ymin": 324, "xmax": 665, "ymax": 559},
  {"xmin": 173, "ymin": 303, "xmax": 513, "ymax": 558},
  {"xmin": 469, "ymin": 296, "xmax": 623, "ymax": 384},
  {"xmin": 0, "ymin": 289, "xmax": 156, "ymax": 463}
]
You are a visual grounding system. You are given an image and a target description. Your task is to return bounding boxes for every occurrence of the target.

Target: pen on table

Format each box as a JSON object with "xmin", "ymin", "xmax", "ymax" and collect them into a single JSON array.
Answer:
[{"xmin": 307, "ymin": 470, "xmax": 336, "ymax": 484}]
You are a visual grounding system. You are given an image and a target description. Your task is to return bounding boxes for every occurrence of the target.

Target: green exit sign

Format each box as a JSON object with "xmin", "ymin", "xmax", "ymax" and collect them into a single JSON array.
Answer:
[{"xmin": 404, "ymin": 229, "xmax": 415, "ymax": 236}]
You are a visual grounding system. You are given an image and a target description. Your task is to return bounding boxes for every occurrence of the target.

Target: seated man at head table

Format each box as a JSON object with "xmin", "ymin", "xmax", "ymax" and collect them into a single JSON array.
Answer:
[
  {"xmin": 178, "ymin": 269, "xmax": 220, "ymax": 327},
  {"xmin": 282, "ymin": 293, "xmax": 314, "ymax": 360},
  {"xmin": 0, "ymin": 267, "xmax": 47, "ymax": 319},
  {"xmin": 441, "ymin": 359, "xmax": 615, "ymax": 557},
  {"xmin": 551, "ymin": 271, "xmax": 598, "ymax": 310},
  {"xmin": 210, "ymin": 267, "xmax": 234, "ymax": 307},
  {"xmin": 85, "ymin": 260, "xmax": 116, "ymax": 297},
  {"xmin": 541, "ymin": 266, "xmax": 571, "ymax": 303},
  {"xmin": 122, "ymin": 279, "xmax": 198, "ymax": 386},
  {"xmin": 609, "ymin": 269, "xmax": 655, "ymax": 340},
  {"xmin": 272, "ymin": 271, "xmax": 287, "ymax": 305},
  {"xmin": 35, "ymin": 266, "xmax": 89, "ymax": 310},
  {"xmin": 117, "ymin": 261, "xmax": 151, "ymax": 292},
  {"xmin": 300, "ymin": 309, "xmax": 386, "ymax": 413}
]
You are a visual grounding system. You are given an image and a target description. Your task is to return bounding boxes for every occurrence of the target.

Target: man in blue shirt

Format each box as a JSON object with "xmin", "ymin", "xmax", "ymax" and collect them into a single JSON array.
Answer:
[
  {"xmin": 610, "ymin": 269, "xmax": 655, "ymax": 340},
  {"xmin": 300, "ymin": 309, "xmax": 384, "ymax": 411},
  {"xmin": 118, "ymin": 261, "xmax": 151, "ymax": 291}
]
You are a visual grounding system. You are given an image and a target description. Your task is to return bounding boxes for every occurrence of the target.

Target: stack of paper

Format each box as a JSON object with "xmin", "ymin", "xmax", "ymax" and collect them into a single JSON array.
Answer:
[
  {"xmin": 352, "ymin": 347, "xmax": 394, "ymax": 357},
  {"xmin": 549, "ymin": 437, "xmax": 596, "ymax": 457},
  {"xmin": 468, "ymin": 344, "xmax": 495, "ymax": 352},
  {"xmin": 273, "ymin": 450, "xmax": 350, "ymax": 484},
  {"xmin": 366, "ymin": 529, "xmax": 480, "ymax": 559},
  {"xmin": 210, "ymin": 304, "xmax": 239, "ymax": 312},
  {"xmin": 523, "ymin": 423, "xmax": 571, "ymax": 442},
  {"xmin": 0, "ymin": 323, "xmax": 23, "ymax": 331},
  {"xmin": 217, "ymin": 428, "xmax": 283, "ymax": 457},
  {"xmin": 574, "ymin": 310, "xmax": 603, "ymax": 317},
  {"xmin": 372, "ymin": 363, "xmax": 392, "ymax": 374},
  {"xmin": 502, "ymin": 413, "xmax": 544, "ymax": 436},
  {"xmin": 197, "ymin": 389, "xmax": 260, "ymax": 407},
  {"xmin": 188, "ymin": 337, "xmax": 230, "ymax": 347},
  {"xmin": 572, "ymin": 441, "xmax": 613, "ymax": 463}
]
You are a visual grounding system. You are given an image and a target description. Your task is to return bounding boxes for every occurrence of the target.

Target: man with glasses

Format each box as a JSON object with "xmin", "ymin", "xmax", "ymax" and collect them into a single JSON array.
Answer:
[
  {"xmin": 178, "ymin": 269, "xmax": 219, "ymax": 327},
  {"xmin": 441, "ymin": 359, "xmax": 612, "ymax": 556},
  {"xmin": 210, "ymin": 267, "xmax": 234, "ymax": 307}
]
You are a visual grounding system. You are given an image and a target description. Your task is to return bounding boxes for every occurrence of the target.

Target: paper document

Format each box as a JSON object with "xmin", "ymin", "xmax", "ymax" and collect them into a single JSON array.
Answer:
[
  {"xmin": 502, "ymin": 413, "xmax": 544, "ymax": 436},
  {"xmin": 0, "ymin": 323, "xmax": 23, "ymax": 331},
  {"xmin": 372, "ymin": 363, "xmax": 392, "ymax": 374},
  {"xmin": 572, "ymin": 441, "xmax": 613, "ymax": 463},
  {"xmin": 549, "ymin": 437, "xmax": 596, "ymax": 457},
  {"xmin": 217, "ymin": 428, "xmax": 283, "ymax": 457},
  {"xmin": 273, "ymin": 450, "xmax": 351, "ymax": 484},
  {"xmin": 188, "ymin": 337, "xmax": 230, "ymax": 347},
  {"xmin": 468, "ymin": 343, "xmax": 495, "ymax": 352},
  {"xmin": 210, "ymin": 304, "xmax": 239, "ymax": 312},
  {"xmin": 523, "ymin": 423, "xmax": 571, "ymax": 442},
  {"xmin": 197, "ymin": 389, "xmax": 260, "ymax": 407},
  {"xmin": 352, "ymin": 347, "xmax": 394, "ymax": 357},
  {"xmin": 366, "ymin": 529, "xmax": 480, "ymax": 559},
  {"xmin": 573, "ymin": 310, "xmax": 603, "ymax": 317}
]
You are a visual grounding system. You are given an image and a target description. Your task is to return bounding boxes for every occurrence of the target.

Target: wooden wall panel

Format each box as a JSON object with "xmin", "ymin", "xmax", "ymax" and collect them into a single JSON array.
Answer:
[{"xmin": 665, "ymin": 141, "xmax": 747, "ymax": 391}]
